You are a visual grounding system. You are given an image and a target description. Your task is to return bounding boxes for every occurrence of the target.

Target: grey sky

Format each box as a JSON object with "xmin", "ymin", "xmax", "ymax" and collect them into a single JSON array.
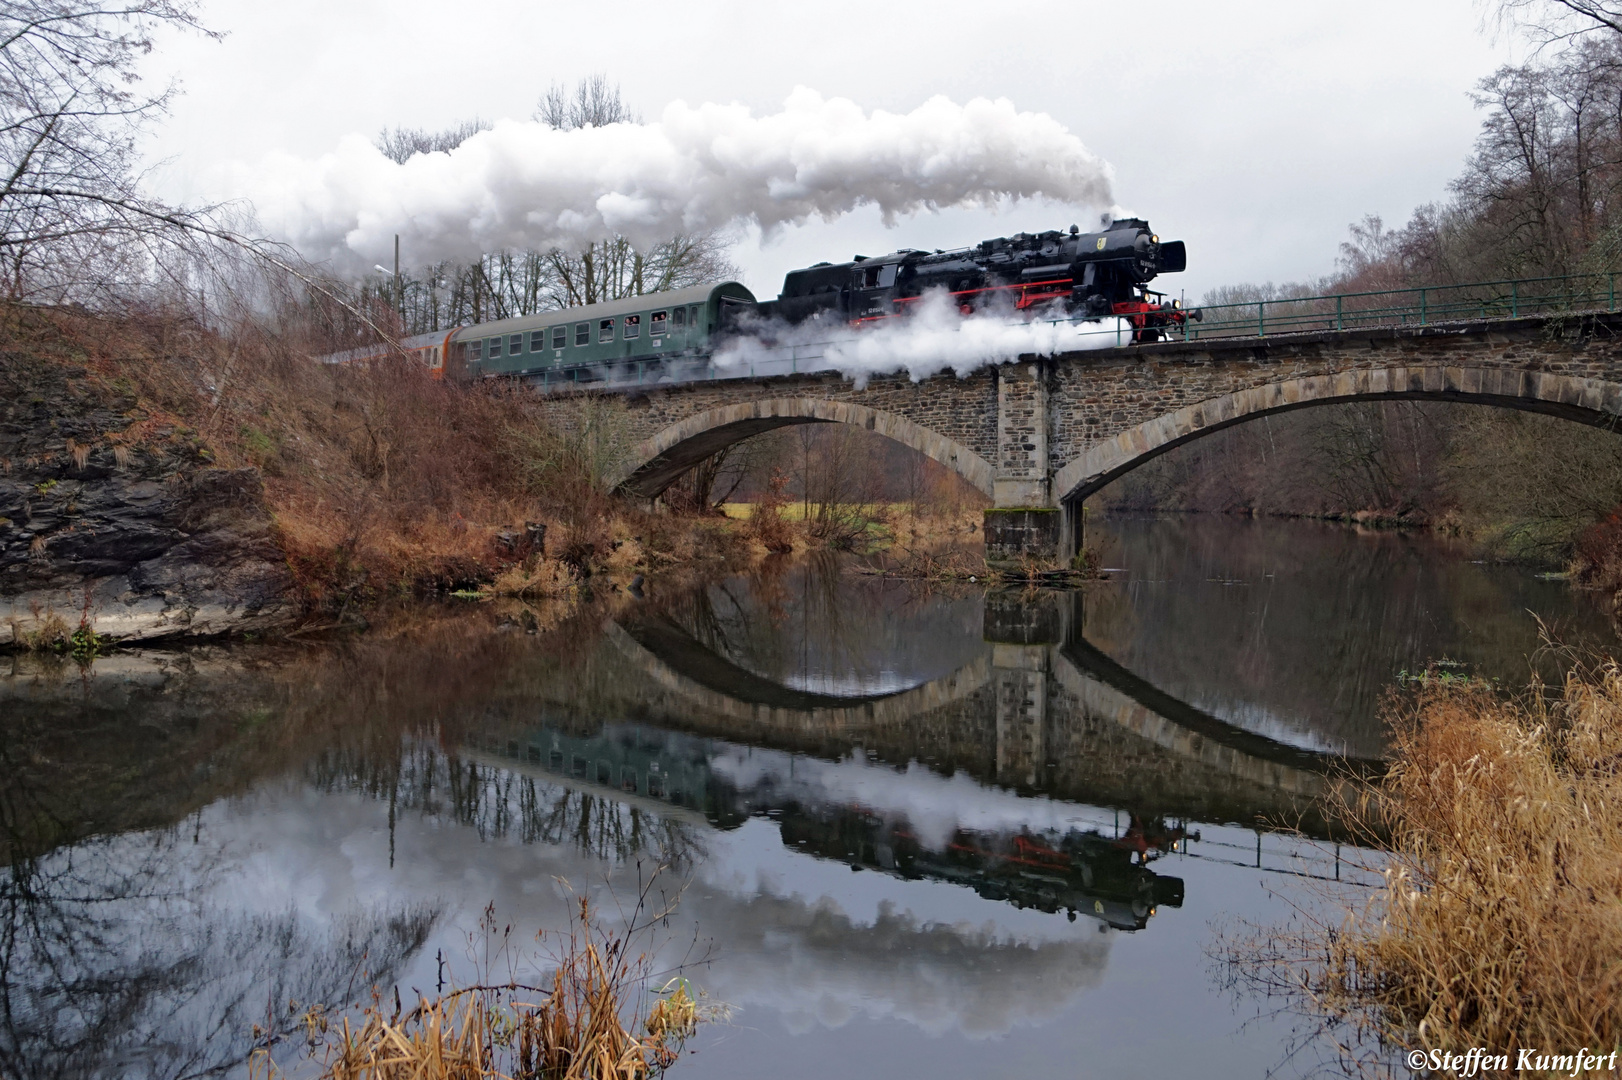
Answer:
[{"xmin": 143, "ymin": 0, "xmax": 1517, "ymax": 302}]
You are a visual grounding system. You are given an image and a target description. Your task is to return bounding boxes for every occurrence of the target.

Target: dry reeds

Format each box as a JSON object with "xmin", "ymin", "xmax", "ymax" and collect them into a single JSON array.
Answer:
[
  {"xmin": 257, "ymin": 893, "xmax": 711, "ymax": 1080},
  {"xmin": 1224, "ymin": 662, "xmax": 1622, "ymax": 1069}
]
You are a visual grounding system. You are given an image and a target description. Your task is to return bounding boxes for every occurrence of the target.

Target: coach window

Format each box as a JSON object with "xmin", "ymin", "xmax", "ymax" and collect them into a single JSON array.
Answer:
[
  {"xmin": 487, "ymin": 337, "xmax": 502, "ymax": 358},
  {"xmin": 598, "ymin": 318, "xmax": 614, "ymax": 343},
  {"xmin": 689, "ymin": 305, "xmax": 701, "ymax": 328},
  {"xmin": 552, "ymin": 325, "xmax": 566, "ymax": 349},
  {"xmin": 530, "ymin": 330, "xmax": 545, "ymax": 352},
  {"xmin": 467, "ymin": 340, "xmax": 481, "ymax": 361},
  {"xmin": 672, "ymin": 307, "xmax": 685, "ymax": 329},
  {"xmin": 624, "ymin": 314, "xmax": 640, "ymax": 339},
  {"xmin": 650, "ymin": 311, "xmax": 667, "ymax": 336},
  {"xmin": 575, "ymin": 322, "xmax": 590, "ymax": 346},
  {"xmin": 509, "ymin": 333, "xmax": 523, "ymax": 355}
]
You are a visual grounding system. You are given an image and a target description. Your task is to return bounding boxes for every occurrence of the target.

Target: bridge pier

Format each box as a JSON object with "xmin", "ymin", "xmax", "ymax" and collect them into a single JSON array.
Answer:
[
  {"xmin": 984, "ymin": 588, "xmax": 1060, "ymax": 788},
  {"xmin": 984, "ymin": 361, "xmax": 1063, "ymax": 568}
]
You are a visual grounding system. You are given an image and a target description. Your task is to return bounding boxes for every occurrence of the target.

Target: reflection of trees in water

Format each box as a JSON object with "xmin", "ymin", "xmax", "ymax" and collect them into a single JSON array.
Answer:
[
  {"xmin": 1081, "ymin": 516, "xmax": 1620, "ymax": 757},
  {"xmin": 306, "ymin": 739, "xmax": 705, "ymax": 869},
  {"xmin": 0, "ymin": 830, "xmax": 434, "ymax": 1080},
  {"xmin": 659, "ymin": 555, "xmax": 983, "ymax": 694}
]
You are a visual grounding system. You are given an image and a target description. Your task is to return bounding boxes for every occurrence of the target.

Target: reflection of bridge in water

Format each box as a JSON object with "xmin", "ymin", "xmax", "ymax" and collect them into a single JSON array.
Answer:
[
  {"xmin": 466, "ymin": 587, "xmax": 1381, "ymax": 931},
  {"xmin": 598, "ymin": 589, "xmax": 1379, "ymax": 833}
]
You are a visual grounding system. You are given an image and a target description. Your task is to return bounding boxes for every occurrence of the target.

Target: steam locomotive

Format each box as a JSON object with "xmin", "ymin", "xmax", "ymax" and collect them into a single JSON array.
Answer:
[
  {"xmin": 328, "ymin": 218, "xmax": 1193, "ymax": 380},
  {"xmin": 760, "ymin": 217, "xmax": 1195, "ymax": 341}
]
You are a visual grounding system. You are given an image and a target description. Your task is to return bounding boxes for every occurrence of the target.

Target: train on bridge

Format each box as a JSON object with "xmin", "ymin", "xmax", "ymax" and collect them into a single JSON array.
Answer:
[{"xmin": 327, "ymin": 218, "xmax": 1192, "ymax": 382}]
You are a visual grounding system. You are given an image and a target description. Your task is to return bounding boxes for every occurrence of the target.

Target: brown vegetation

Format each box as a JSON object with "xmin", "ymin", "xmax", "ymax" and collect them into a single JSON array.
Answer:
[
  {"xmin": 255, "ymin": 892, "xmax": 712, "ymax": 1080},
  {"xmin": 1221, "ymin": 661, "xmax": 1622, "ymax": 1070},
  {"xmin": 0, "ymin": 300, "xmax": 751, "ymax": 618}
]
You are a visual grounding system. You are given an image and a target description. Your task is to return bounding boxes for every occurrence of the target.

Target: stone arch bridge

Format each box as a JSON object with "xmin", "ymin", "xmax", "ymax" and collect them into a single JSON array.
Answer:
[{"xmin": 549, "ymin": 313, "xmax": 1622, "ymax": 563}]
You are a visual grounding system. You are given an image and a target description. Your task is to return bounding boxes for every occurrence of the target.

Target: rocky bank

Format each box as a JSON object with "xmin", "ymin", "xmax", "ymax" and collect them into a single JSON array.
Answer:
[{"xmin": 0, "ymin": 351, "xmax": 293, "ymax": 646}]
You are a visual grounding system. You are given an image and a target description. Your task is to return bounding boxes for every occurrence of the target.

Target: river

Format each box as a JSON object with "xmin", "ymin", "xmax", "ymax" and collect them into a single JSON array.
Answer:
[{"xmin": 1, "ymin": 515, "xmax": 1613, "ymax": 1079}]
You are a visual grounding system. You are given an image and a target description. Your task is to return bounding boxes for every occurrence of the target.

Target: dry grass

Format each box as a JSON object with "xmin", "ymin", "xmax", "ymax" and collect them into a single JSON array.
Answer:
[
  {"xmin": 0, "ymin": 301, "xmax": 756, "ymax": 617},
  {"xmin": 1223, "ymin": 662, "xmax": 1622, "ymax": 1072},
  {"xmin": 255, "ymin": 892, "xmax": 716, "ymax": 1080}
]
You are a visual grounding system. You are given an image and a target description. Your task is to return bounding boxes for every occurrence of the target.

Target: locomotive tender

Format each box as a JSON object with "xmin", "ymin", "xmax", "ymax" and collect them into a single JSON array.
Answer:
[{"xmin": 337, "ymin": 219, "xmax": 1190, "ymax": 382}]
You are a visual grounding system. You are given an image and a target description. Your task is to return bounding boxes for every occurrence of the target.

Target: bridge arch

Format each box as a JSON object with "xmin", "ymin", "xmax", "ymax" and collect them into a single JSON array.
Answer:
[
  {"xmin": 1054, "ymin": 364, "xmax": 1622, "ymax": 502},
  {"xmin": 611, "ymin": 397, "xmax": 995, "ymax": 499}
]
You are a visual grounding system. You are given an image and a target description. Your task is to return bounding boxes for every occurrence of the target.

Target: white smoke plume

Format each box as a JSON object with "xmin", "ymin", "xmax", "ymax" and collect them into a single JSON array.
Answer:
[
  {"xmin": 712, "ymin": 289, "xmax": 1131, "ymax": 386},
  {"xmin": 232, "ymin": 88, "xmax": 1114, "ymax": 269}
]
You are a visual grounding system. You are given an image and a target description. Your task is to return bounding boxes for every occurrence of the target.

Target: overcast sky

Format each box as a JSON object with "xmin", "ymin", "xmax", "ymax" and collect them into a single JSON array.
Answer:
[{"xmin": 142, "ymin": 0, "xmax": 1520, "ymax": 302}]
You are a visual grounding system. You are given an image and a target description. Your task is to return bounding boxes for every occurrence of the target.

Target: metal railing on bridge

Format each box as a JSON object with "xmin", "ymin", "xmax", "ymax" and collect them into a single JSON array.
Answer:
[
  {"xmin": 527, "ymin": 272, "xmax": 1622, "ymax": 393},
  {"xmin": 1181, "ymin": 272, "xmax": 1622, "ymax": 341}
]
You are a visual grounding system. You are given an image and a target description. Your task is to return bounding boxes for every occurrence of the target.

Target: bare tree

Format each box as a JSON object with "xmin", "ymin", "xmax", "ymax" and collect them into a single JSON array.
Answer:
[
  {"xmin": 1494, "ymin": 0, "xmax": 1622, "ymax": 46},
  {"xmin": 534, "ymin": 75, "xmax": 737, "ymax": 308},
  {"xmin": 375, "ymin": 118, "xmax": 491, "ymax": 164},
  {"xmin": 535, "ymin": 73, "xmax": 638, "ymax": 130},
  {"xmin": 0, "ymin": 0, "xmax": 219, "ymax": 302}
]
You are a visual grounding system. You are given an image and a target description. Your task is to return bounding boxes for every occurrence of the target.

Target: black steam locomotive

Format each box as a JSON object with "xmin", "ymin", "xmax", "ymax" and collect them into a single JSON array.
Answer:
[{"xmin": 759, "ymin": 217, "xmax": 1196, "ymax": 341}]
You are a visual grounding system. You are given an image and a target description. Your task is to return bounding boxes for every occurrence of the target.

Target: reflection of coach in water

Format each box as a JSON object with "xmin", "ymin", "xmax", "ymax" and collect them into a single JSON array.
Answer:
[
  {"xmin": 777, "ymin": 806, "xmax": 1186, "ymax": 932},
  {"xmin": 474, "ymin": 717, "xmax": 1187, "ymax": 933}
]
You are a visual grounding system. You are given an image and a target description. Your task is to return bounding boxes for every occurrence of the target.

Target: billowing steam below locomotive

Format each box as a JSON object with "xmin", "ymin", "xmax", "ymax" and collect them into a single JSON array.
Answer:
[{"xmin": 333, "ymin": 218, "xmax": 1193, "ymax": 380}]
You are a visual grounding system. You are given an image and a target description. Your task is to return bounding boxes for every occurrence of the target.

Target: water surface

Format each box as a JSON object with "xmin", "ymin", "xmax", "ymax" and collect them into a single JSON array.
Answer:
[{"xmin": 1, "ymin": 516, "xmax": 1612, "ymax": 1079}]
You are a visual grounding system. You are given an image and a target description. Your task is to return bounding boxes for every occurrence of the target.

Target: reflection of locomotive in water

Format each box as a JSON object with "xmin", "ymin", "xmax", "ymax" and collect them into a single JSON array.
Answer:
[
  {"xmin": 334, "ymin": 219, "xmax": 1193, "ymax": 381},
  {"xmin": 778, "ymin": 807, "xmax": 1186, "ymax": 932},
  {"xmin": 472, "ymin": 721, "xmax": 1187, "ymax": 932}
]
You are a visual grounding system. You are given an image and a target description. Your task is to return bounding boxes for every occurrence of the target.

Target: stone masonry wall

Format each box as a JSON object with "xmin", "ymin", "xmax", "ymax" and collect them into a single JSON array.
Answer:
[
  {"xmin": 548, "ymin": 314, "xmax": 1622, "ymax": 513},
  {"xmin": 1048, "ymin": 316, "xmax": 1622, "ymax": 475},
  {"xmin": 550, "ymin": 368, "xmax": 1002, "ymax": 466}
]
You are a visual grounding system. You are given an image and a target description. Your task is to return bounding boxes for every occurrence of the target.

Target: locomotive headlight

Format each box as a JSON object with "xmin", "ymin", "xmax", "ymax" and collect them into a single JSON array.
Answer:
[{"xmin": 1151, "ymin": 234, "xmax": 1158, "ymax": 243}]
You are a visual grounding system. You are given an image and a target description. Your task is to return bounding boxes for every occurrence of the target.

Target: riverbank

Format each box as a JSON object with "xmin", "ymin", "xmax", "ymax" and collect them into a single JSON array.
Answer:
[
  {"xmin": 0, "ymin": 304, "xmax": 777, "ymax": 648},
  {"xmin": 1222, "ymin": 660, "xmax": 1622, "ymax": 1068}
]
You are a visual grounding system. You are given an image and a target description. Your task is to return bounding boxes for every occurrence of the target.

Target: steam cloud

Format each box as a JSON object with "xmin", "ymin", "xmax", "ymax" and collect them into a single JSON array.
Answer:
[
  {"xmin": 713, "ymin": 290, "xmax": 1131, "ymax": 385},
  {"xmin": 234, "ymin": 88, "xmax": 1114, "ymax": 269},
  {"xmin": 709, "ymin": 743, "xmax": 1118, "ymax": 852}
]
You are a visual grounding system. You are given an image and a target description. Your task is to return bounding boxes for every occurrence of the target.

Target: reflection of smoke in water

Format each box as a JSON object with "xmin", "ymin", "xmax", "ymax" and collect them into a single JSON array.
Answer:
[
  {"xmin": 233, "ymin": 89, "xmax": 1116, "ymax": 270},
  {"xmin": 709, "ymin": 744, "xmax": 1119, "ymax": 851},
  {"xmin": 714, "ymin": 289, "xmax": 1130, "ymax": 386}
]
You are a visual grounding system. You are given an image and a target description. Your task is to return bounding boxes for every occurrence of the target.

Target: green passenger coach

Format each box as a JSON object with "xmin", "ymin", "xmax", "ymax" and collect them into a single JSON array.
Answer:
[{"xmin": 447, "ymin": 281, "xmax": 757, "ymax": 384}]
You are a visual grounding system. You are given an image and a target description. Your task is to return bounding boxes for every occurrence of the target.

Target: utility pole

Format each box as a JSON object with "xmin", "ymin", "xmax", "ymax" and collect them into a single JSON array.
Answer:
[{"xmin": 393, "ymin": 234, "xmax": 402, "ymax": 323}]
